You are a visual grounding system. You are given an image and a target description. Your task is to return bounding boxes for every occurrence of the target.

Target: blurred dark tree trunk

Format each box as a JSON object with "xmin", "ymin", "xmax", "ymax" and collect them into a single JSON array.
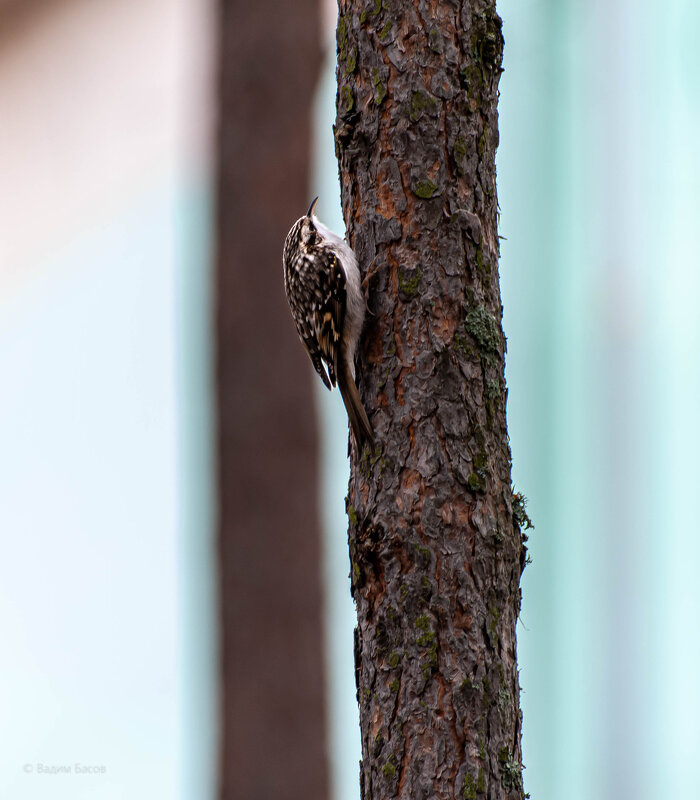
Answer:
[
  {"xmin": 335, "ymin": 2, "xmax": 528, "ymax": 799},
  {"xmin": 215, "ymin": 2, "xmax": 325, "ymax": 799}
]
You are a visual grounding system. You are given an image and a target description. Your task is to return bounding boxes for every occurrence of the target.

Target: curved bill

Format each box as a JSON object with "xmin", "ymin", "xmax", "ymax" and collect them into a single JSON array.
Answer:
[{"xmin": 306, "ymin": 196, "xmax": 319, "ymax": 217}]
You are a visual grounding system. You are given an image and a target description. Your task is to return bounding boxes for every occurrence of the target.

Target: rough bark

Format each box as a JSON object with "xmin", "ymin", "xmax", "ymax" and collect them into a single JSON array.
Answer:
[
  {"xmin": 216, "ymin": 2, "xmax": 326, "ymax": 799},
  {"xmin": 334, "ymin": 2, "xmax": 527, "ymax": 799}
]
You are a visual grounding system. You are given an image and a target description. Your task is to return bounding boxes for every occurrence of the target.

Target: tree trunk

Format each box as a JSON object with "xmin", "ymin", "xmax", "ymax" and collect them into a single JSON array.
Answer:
[
  {"xmin": 215, "ymin": 2, "xmax": 326, "ymax": 799},
  {"xmin": 334, "ymin": 2, "xmax": 528, "ymax": 798}
]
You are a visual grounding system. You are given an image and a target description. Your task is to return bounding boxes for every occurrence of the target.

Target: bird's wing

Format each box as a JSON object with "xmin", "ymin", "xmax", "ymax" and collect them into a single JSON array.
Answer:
[{"xmin": 313, "ymin": 251, "xmax": 346, "ymax": 387}]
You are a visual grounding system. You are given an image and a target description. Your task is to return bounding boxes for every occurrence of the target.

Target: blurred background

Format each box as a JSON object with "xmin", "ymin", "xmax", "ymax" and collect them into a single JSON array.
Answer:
[{"xmin": 0, "ymin": 0, "xmax": 698, "ymax": 799}]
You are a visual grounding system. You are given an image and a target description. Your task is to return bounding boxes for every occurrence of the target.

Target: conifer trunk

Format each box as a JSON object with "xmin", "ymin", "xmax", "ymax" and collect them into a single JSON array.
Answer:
[{"xmin": 334, "ymin": 2, "xmax": 528, "ymax": 797}]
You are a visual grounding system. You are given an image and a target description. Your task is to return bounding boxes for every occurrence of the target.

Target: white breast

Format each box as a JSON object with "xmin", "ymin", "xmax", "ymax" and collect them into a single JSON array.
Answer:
[{"xmin": 313, "ymin": 217, "xmax": 365, "ymax": 379}]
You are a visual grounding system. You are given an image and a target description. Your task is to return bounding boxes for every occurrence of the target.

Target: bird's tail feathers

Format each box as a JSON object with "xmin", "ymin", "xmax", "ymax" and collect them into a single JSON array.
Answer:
[{"xmin": 337, "ymin": 359, "xmax": 374, "ymax": 447}]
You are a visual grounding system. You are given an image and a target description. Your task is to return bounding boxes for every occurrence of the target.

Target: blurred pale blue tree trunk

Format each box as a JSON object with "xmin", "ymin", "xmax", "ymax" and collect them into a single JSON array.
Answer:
[{"xmin": 499, "ymin": 2, "xmax": 700, "ymax": 799}]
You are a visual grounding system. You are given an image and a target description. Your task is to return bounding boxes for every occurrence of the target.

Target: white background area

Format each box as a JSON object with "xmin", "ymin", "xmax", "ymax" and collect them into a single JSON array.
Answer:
[{"xmin": 0, "ymin": 1, "xmax": 215, "ymax": 798}]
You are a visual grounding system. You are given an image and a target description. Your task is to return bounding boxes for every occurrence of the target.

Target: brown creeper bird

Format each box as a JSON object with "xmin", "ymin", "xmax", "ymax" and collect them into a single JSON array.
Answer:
[{"xmin": 283, "ymin": 197, "xmax": 374, "ymax": 445}]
